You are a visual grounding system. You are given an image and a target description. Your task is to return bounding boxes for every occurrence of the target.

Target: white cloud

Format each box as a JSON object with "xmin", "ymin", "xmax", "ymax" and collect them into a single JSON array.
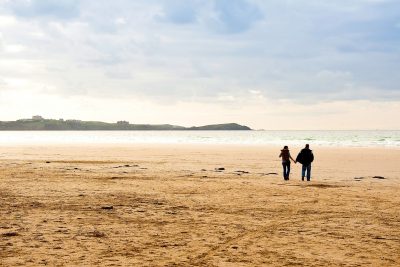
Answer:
[
  {"xmin": 114, "ymin": 17, "xmax": 127, "ymax": 25},
  {"xmin": 0, "ymin": 14, "xmax": 15, "ymax": 25},
  {"xmin": 4, "ymin": 43, "xmax": 25, "ymax": 53}
]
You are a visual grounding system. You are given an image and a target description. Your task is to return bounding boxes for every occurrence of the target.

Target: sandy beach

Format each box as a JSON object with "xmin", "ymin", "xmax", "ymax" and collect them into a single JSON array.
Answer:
[{"xmin": 1, "ymin": 144, "xmax": 399, "ymax": 266}]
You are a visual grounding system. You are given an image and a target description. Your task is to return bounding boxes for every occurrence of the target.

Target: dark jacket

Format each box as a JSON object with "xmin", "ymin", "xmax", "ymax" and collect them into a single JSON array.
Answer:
[{"xmin": 296, "ymin": 148, "xmax": 314, "ymax": 165}]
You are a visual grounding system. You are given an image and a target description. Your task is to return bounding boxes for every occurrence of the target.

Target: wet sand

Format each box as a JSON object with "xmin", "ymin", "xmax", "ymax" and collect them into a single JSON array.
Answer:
[{"xmin": 1, "ymin": 145, "xmax": 399, "ymax": 266}]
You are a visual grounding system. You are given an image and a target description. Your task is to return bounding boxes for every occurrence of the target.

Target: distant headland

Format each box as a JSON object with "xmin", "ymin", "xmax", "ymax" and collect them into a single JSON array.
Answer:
[{"xmin": 0, "ymin": 116, "xmax": 252, "ymax": 131}]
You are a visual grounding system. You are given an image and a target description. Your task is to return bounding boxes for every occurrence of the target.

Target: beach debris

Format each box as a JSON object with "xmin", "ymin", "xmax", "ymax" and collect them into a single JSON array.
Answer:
[
  {"xmin": 260, "ymin": 172, "xmax": 278, "ymax": 176},
  {"xmin": 114, "ymin": 164, "xmax": 139, "ymax": 168},
  {"xmin": 101, "ymin": 205, "xmax": 114, "ymax": 210},
  {"xmin": 154, "ymin": 201, "xmax": 164, "ymax": 206},
  {"xmin": 45, "ymin": 161, "xmax": 51, "ymax": 164},
  {"xmin": 307, "ymin": 184, "xmax": 345, "ymax": 189},
  {"xmin": 110, "ymin": 176, "xmax": 124, "ymax": 179},
  {"xmin": 235, "ymin": 170, "xmax": 249, "ymax": 174},
  {"xmin": 215, "ymin": 167, "xmax": 225, "ymax": 171},
  {"xmin": 354, "ymin": 176, "xmax": 385, "ymax": 180},
  {"xmin": 30, "ymin": 201, "xmax": 44, "ymax": 208},
  {"xmin": 88, "ymin": 230, "xmax": 106, "ymax": 238},
  {"xmin": 166, "ymin": 211, "xmax": 177, "ymax": 215},
  {"xmin": 2, "ymin": 232, "xmax": 18, "ymax": 237},
  {"xmin": 231, "ymin": 246, "xmax": 239, "ymax": 249}
]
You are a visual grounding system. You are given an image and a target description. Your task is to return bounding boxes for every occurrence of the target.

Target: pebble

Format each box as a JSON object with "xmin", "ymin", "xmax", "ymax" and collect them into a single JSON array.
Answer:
[{"xmin": 2, "ymin": 232, "xmax": 18, "ymax": 237}]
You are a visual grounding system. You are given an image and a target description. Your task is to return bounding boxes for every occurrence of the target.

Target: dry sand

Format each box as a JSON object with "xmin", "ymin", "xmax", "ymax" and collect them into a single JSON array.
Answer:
[{"xmin": 0, "ymin": 144, "xmax": 399, "ymax": 266}]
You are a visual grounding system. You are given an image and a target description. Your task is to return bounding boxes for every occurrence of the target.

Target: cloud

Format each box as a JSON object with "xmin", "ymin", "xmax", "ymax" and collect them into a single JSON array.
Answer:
[
  {"xmin": 9, "ymin": 0, "xmax": 80, "ymax": 19},
  {"xmin": 0, "ymin": 77, "xmax": 6, "ymax": 90},
  {"xmin": 158, "ymin": 0, "xmax": 198, "ymax": 24},
  {"xmin": 0, "ymin": 0, "xmax": 399, "ymax": 106},
  {"xmin": 156, "ymin": 0, "xmax": 264, "ymax": 34},
  {"xmin": 0, "ymin": 32, "xmax": 4, "ymax": 51},
  {"xmin": 211, "ymin": 0, "xmax": 263, "ymax": 34}
]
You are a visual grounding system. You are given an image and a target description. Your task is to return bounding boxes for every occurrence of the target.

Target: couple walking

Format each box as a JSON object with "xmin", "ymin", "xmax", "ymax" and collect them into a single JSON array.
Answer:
[{"xmin": 279, "ymin": 144, "xmax": 314, "ymax": 181}]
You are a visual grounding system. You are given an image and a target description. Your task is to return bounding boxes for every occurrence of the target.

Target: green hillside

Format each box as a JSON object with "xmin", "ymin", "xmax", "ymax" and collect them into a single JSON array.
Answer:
[{"xmin": 0, "ymin": 118, "xmax": 251, "ymax": 131}]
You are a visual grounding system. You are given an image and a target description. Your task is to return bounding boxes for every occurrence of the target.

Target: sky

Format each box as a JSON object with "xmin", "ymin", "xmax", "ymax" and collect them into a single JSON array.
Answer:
[{"xmin": 0, "ymin": 0, "xmax": 399, "ymax": 130}]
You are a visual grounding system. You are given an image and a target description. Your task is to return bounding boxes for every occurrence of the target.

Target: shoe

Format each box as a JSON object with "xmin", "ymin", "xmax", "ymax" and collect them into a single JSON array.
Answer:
[{"xmin": 302, "ymin": 177, "xmax": 304, "ymax": 181}]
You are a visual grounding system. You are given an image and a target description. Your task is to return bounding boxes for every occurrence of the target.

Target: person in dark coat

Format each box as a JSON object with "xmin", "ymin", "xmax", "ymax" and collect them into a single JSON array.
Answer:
[
  {"xmin": 295, "ymin": 144, "xmax": 314, "ymax": 181},
  {"xmin": 279, "ymin": 145, "xmax": 296, "ymax": 180}
]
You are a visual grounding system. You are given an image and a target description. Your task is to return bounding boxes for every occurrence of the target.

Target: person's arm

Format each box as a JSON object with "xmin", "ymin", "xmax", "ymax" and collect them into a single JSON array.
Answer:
[
  {"xmin": 295, "ymin": 153, "xmax": 300, "ymax": 163},
  {"xmin": 279, "ymin": 152, "xmax": 282, "ymax": 158},
  {"xmin": 289, "ymin": 153, "xmax": 296, "ymax": 163}
]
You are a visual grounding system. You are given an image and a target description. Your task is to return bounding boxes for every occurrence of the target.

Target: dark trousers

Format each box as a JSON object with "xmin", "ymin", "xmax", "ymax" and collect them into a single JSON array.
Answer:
[
  {"xmin": 282, "ymin": 161, "xmax": 290, "ymax": 180},
  {"xmin": 302, "ymin": 164, "xmax": 311, "ymax": 181}
]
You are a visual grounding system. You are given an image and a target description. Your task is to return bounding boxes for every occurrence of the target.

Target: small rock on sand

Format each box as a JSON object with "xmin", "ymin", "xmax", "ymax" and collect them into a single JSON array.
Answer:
[
  {"xmin": 101, "ymin": 206, "xmax": 113, "ymax": 210},
  {"xmin": 2, "ymin": 232, "xmax": 18, "ymax": 237},
  {"xmin": 372, "ymin": 176, "xmax": 385, "ymax": 179},
  {"xmin": 235, "ymin": 170, "xmax": 249, "ymax": 174},
  {"xmin": 89, "ymin": 230, "xmax": 106, "ymax": 238}
]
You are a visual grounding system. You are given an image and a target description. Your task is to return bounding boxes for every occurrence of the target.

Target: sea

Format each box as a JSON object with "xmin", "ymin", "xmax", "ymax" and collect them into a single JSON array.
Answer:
[{"xmin": 0, "ymin": 130, "xmax": 399, "ymax": 148}]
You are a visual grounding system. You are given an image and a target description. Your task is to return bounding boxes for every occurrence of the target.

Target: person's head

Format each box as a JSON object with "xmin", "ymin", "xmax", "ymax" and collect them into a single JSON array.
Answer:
[
  {"xmin": 305, "ymin": 144, "xmax": 309, "ymax": 148},
  {"xmin": 283, "ymin": 145, "xmax": 288, "ymax": 150}
]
